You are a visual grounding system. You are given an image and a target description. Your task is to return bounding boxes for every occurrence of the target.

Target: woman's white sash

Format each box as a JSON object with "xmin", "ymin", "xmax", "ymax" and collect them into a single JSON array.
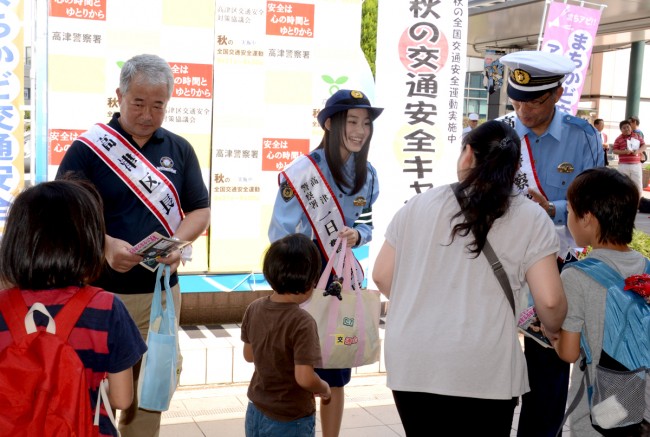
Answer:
[
  {"xmin": 281, "ymin": 155, "xmax": 364, "ymax": 280},
  {"xmin": 78, "ymin": 123, "xmax": 183, "ymax": 236}
]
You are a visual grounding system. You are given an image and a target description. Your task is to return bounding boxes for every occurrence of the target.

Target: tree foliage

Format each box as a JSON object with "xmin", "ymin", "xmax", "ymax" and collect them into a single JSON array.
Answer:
[{"xmin": 361, "ymin": 0, "xmax": 378, "ymax": 78}]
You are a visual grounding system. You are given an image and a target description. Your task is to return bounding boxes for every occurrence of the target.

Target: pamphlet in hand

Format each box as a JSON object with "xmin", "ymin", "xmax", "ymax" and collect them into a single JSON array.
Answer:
[
  {"xmin": 129, "ymin": 232, "xmax": 190, "ymax": 272},
  {"xmin": 517, "ymin": 306, "xmax": 553, "ymax": 349}
]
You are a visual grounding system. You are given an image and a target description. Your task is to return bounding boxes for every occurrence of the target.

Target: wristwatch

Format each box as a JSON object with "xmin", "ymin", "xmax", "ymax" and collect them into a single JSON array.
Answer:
[{"xmin": 546, "ymin": 201, "xmax": 555, "ymax": 218}]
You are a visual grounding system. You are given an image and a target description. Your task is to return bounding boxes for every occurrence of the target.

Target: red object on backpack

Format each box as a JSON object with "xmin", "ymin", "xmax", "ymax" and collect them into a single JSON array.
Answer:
[{"xmin": 0, "ymin": 287, "xmax": 101, "ymax": 437}]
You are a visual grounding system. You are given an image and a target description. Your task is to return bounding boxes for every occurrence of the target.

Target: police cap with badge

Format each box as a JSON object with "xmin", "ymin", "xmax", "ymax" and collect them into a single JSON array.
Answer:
[
  {"xmin": 500, "ymin": 51, "xmax": 575, "ymax": 102},
  {"xmin": 316, "ymin": 89, "xmax": 384, "ymax": 129}
]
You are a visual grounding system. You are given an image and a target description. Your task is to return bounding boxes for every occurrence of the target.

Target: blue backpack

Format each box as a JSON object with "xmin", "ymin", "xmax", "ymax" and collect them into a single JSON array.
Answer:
[{"xmin": 558, "ymin": 257, "xmax": 650, "ymax": 436}]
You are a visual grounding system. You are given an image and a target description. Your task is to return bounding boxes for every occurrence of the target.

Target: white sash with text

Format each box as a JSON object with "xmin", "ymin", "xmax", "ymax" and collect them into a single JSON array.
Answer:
[
  {"xmin": 78, "ymin": 123, "xmax": 183, "ymax": 236},
  {"xmin": 281, "ymin": 155, "xmax": 364, "ymax": 280}
]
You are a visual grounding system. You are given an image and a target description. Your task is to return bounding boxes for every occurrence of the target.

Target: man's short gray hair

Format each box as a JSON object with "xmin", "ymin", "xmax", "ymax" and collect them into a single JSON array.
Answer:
[{"xmin": 119, "ymin": 54, "xmax": 174, "ymax": 99}]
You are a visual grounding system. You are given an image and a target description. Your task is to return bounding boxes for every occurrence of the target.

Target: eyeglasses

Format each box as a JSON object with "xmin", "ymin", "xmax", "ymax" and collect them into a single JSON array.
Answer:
[{"xmin": 510, "ymin": 92, "xmax": 553, "ymax": 109}]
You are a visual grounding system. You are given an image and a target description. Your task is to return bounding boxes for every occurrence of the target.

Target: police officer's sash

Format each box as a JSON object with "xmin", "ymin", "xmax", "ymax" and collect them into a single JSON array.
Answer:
[
  {"xmin": 78, "ymin": 123, "xmax": 183, "ymax": 236},
  {"xmin": 500, "ymin": 112, "xmax": 577, "ymax": 259},
  {"xmin": 516, "ymin": 135, "xmax": 546, "ymax": 198},
  {"xmin": 281, "ymin": 155, "xmax": 364, "ymax": 279}
]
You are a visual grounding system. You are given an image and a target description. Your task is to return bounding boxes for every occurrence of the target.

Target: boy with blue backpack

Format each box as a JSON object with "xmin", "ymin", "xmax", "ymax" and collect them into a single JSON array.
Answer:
[{"xmin": 552, "ymin": 167, "xmax": 650, "ymax": 436}]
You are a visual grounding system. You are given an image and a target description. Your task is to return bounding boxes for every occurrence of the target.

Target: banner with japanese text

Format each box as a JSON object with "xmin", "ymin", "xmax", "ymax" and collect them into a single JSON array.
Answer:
[
  {"xmin": 44, "ymin": 0, "xmax": 215, "ymax": 272},
  {"xmin": 209, "ymin": 0, "xmax": 375, "ymax": 272},
  {"xmin": 370, "ymin": 0, "xmax": 468, "ymax": 276},
  {"xmin": 541, "ymin": 1, "xmax": 602, "ymax": 115},
  {"xmin": 0, "ymin": 0, "xmax": 24, "ymax": 233}
]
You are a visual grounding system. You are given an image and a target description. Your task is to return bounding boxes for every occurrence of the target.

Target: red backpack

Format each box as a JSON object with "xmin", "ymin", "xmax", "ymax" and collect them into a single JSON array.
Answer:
[{"xmin": 0, "ymin": 287, "xmax": 101, "ymax": 437}]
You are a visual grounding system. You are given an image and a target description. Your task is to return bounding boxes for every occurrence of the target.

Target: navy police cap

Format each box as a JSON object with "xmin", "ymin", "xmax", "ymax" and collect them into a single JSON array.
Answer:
[{"xmin": 317, "ymin": 89, "xmax": 383, "ymax": 129}]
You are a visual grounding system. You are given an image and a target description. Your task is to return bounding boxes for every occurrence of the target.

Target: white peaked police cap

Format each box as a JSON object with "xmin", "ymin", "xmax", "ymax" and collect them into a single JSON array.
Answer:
[{"xmin": 500, "ymin": 51, "xmax": 575, "ymax": 102}]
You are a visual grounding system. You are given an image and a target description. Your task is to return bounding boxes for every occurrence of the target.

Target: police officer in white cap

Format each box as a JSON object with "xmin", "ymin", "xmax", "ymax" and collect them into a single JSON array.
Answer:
[
  {"xmin": 462, "ymin": 113, "xmax": 479, "ymax": 136},
  {"xmin": 500, "ymin": 50, "xmax": 603, "ymax": 437}
]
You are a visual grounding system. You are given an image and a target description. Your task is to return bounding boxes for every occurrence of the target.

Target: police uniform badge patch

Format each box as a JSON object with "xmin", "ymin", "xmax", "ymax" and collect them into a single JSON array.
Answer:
[
  {"xmin": 353, "ymin": 196, "xmax": 366, "ymax": 207},
  {"xmin": 281, "ymin": 181, "xmax": 294, "ymax": 202},
  {"xmin": 557, "ymin": 162, "xmax": 574, "ymax": 173}
]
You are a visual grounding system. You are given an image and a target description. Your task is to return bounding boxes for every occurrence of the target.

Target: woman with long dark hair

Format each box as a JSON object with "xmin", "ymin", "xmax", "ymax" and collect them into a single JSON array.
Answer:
[
  {"xmin": 373, "ymin": 120, "xmax": 567, "ymax": 435},
  {"xmin": 268, "ymin": 89, "xmax": 383, "ymax": 437}
]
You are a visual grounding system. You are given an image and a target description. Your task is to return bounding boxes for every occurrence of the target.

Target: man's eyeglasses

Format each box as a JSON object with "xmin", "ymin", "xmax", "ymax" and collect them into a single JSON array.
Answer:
[{"xmin": 510, "ymin": 92, "xmax": 553, "ymax": 109}]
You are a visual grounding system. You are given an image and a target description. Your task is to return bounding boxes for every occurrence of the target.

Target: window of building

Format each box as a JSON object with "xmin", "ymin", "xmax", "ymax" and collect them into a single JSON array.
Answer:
[{"xmin": 464, "ymin": 71, "xmax": 488, "ymax": 119}]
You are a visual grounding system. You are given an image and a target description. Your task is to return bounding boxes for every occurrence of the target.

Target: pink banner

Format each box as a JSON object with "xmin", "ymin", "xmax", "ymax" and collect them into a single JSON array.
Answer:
[{"xmin": 541, "ymin": 2, "xmax": 602, "ymax": 115}]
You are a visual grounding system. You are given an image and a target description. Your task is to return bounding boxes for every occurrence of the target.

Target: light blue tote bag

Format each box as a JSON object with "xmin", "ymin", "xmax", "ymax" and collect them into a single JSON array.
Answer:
[{"xmin": 137, "ymin": 264, "xmax": 178, "ymax": 411}]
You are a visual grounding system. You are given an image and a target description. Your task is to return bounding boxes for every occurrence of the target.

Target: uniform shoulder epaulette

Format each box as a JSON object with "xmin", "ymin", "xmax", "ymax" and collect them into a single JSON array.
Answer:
[
  {"xmin": 310, "ymin": 150, "xmax": 322, "ymax": 164},
  {"xmin": 562, "ymin": 114, "xmax": 597, "ymax": 134}
]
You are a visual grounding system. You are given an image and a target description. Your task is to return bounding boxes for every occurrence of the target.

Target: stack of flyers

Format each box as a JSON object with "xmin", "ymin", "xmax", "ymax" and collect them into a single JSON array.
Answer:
[
  {"xmin": 517, "ymin": 306, "xmax": 553, "ymax": 348},
  {"xmin": 129, "ymin": 232, "xmax": 190, "ymax": 272}
]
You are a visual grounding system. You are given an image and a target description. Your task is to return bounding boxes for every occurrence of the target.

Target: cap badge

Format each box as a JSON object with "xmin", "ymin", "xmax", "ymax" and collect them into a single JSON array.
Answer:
[
  {"xmin": 353, "ymin": 196, "xmax": 366, "ymax": 207},
  {"xmin": 351, "ymin": 90, "xmax": 364, "ymax": 99},
  {"xmin": 512, "ymin": 69, "xmax": 531, "ymax": 85},
  {"xmin": 557, "ymin": 162, "xmax": 574, "ymax": 173}
]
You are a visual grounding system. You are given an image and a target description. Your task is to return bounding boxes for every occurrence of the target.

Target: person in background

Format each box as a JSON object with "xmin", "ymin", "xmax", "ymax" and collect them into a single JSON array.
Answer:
[
  {"xmin": 629, "ymin": 115, "xmax": 644, "ymax": 139},
  {"xmin": 0, "ymin": 180, "xmax": 147, "ymax": 437},
  {"xmin": 629, "ymin": 115, "xmax": 647, "ymax": 164},
  {"xmin": 241, "ymin": 234, "xmax": 331, "ymax": 437},
  {"xmin": 552, "ymin": 167, "xmax": 649, "ymax": 436},
  {"xmin": 593, "ymin": 118, "xmax": 609, "ymax": 166},
  {"xmin": 56, "ymin": 54, "xmax": 211, "ymax": 437},
  {"xmin": 373, "ymin": 120, "xmax": 566, "ymax": 435},
  {"xmin": 268, "ymin": 89, "xmax": 383, "ymax": 437},
  {"xmin": 463, "ymin": 112, "xmax": 479, "ymax": 136},
  {"xmin": 499, "ymin": 50, "xmax": 603, "ymax": 437},
  {"xmin": 613, "ymin": 119, "xmax": 646, "ymax": 194}
]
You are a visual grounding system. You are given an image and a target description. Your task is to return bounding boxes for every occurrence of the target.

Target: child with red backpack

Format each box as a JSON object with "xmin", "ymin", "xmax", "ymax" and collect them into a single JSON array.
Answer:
[{"xmin": 0, "ymin": 180, "xmax": 147, "ymax": 437}]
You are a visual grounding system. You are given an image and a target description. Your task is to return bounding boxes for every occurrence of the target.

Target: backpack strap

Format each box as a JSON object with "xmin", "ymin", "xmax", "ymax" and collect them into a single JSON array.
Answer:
[
  {"xmin": 556, "ymin": 347, "xmax": 592, "ymax": 437},
  {"xmin": 54, "ymin": 286, "xmax": 102, "ymax": 341},
  {"xmin": 0, "ymin": 286, "xmax": 102, "ymax": 343},
  {"xmin": 0, "ymin": 288, "xmax": 30, "ymax": 343}
]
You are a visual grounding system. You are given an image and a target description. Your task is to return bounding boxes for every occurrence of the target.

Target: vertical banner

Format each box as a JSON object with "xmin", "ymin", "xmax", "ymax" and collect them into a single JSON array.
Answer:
[
  {"xmin": 209, "ymin": 0, "xmax": 375, "ymax": 273},
  {"xmin": 45, "ymin": 0, "xmax": 215, "ymax": 272},
  {"xmin": 541, "ymin": 1, "xmax": 602, "ymax": 115},
  {"xmin": 483, "ymin": 49, "xmax": 505, "ymax": 95},
  {"xmin": 0, "ymin": 0, "xmax": 24, "ymax": 232},
  {"xmin": 371, "ymin": 1, "xmax": 468, "ymax": 271}
]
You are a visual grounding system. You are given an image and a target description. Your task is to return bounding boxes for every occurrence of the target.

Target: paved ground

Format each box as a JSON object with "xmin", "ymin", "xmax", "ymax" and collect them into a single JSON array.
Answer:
[{"xmin": 160, "ymin": 373, "xmax": 572, "ymax": 437}]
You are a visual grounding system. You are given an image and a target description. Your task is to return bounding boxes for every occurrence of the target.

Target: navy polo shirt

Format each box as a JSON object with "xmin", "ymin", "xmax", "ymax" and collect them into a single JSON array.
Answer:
[{"xmin": 56, "ymin": 113, "xmax": 209, "ymax": 294}]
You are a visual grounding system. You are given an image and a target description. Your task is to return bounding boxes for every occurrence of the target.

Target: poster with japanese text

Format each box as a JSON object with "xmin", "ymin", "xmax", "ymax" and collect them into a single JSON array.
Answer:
[
  {"xmin": 45, "ymin": 0, "xmax": 214, "ymax": 272},
  {"xmin": 0, "ymin": 0, "xmax": 24, "ymax": 232},
  {"xmin": 209, "ymin": 0, "xmax": 376, "ymax": 272},
  {"xmin": 369, "ymin": 0, "xmax": 468, "ymax": 280}
]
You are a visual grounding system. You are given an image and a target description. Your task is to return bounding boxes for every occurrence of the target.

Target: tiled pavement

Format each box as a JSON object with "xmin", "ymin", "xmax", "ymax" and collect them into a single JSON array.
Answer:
[{"xmin": 162, "ymin": 324, "xmax": 571, "ymax": 436}]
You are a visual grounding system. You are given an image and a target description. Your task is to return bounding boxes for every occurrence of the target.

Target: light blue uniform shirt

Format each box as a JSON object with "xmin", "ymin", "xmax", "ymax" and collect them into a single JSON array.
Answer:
[
  {"xmin": 268, "ymin": 148, "xmax": 379, "ymax": 248},
  {"xmin": 514, "ymin": 108, "xmax": 603, "ymax": 225}
]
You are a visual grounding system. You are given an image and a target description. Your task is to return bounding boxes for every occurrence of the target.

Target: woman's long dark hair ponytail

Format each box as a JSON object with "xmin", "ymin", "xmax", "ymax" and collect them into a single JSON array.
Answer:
[{"xmin": 451, "ymin": 120, "xmax": 522, "ymax": 256}]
